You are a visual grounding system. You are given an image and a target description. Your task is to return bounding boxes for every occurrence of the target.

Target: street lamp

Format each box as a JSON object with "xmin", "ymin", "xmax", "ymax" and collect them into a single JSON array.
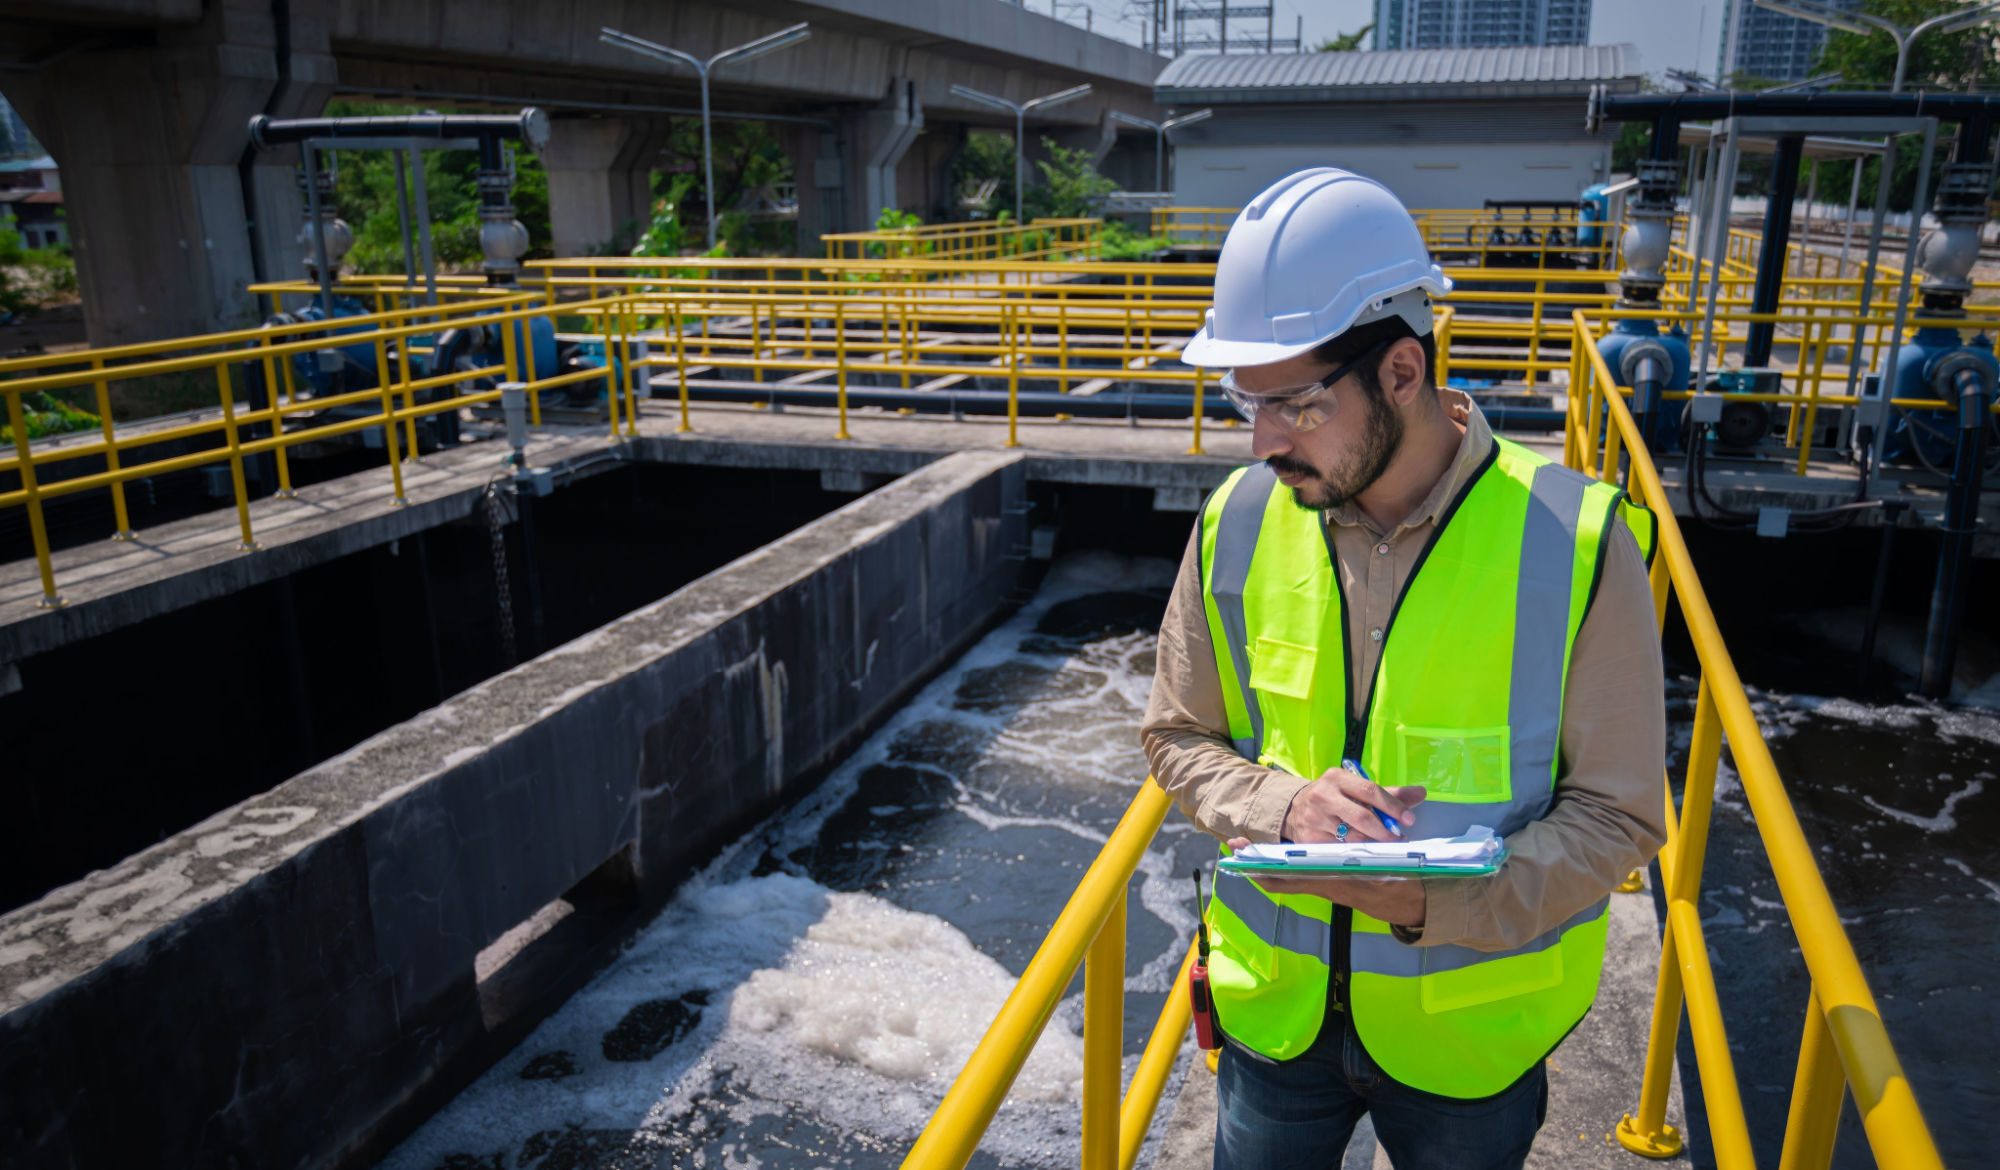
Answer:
[
  {"xmin": 1108, "ymin": 108, "xmax": 1213, "ymax": 193},
  {"xmin": 600, "ymin": 21, "xmax": 812, "ymax": 249},
  {"xmin": 948, "ymin": 82, "xmax": 1094, "ymax": 223},
  {"xmin": 1751, "ymin": 0, "xmax": 2000, "ymax": 92}
]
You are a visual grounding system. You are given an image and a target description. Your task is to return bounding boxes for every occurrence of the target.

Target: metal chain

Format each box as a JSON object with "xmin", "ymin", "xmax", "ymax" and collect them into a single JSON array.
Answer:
[{"xmin": 485, "ymin": 480, "xmax": 518, "ymax": 664}]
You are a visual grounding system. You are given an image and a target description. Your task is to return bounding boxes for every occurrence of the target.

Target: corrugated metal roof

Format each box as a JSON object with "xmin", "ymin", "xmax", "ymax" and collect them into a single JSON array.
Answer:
[{"xmin": 1156, "ymin": 44, "xmax": 1642, "ymax": 102}]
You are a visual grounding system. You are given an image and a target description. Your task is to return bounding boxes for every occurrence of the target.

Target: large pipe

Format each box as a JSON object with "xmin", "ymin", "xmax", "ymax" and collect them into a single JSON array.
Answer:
[
  {"xmin": 1589, "ymin": 89, "xmax": 2000, "ymax": 127},
  {"xmin": 249, "ymin": 110, "xmax": 550, "ymax": 149},
  {"xmin": 1920, "ymin": 362, "xmax": 1994, "ymax": 698},
  {"xmin": 1746, "ymin": 134, "xmax": 1804, "ymax": 369},
  {"xmin": 641, "ymin": 381, "xmax": 1570, "ymax": 431}
]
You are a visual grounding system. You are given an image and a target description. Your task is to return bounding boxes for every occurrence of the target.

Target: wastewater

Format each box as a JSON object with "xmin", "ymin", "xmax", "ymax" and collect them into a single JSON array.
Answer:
[{"xmin": 376, "ymin": 553, "xmax": 1998, "ymax": 1170}]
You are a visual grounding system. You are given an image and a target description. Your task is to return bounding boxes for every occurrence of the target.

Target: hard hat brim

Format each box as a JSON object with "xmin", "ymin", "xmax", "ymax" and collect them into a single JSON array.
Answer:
[
  {"xmin": 1180, "ymin": 280, "xmax": 1448, "ymax": 370},
  {"xmin": 1179, "ymin": 327, "xmax": 1326, "ymax": 369}
]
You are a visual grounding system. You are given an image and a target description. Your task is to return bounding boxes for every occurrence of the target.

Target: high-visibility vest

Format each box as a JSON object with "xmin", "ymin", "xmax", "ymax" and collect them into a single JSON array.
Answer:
[{"xmin": 1197, "ymin": 437, "xmax": 1656, "ymax": 1099}]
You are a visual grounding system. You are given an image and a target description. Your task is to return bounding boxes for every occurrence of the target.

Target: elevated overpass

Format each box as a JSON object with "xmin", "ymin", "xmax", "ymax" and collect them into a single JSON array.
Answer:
[{"xmin": 0, "ymin": 0, "xmax": 1164, "ymax": 346}]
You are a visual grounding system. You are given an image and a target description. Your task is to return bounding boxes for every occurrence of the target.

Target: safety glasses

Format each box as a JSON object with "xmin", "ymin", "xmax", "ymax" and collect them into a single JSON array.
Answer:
[{"xmin": 1219, "ymin": 340, "xmax": 1391, "ymax": 433}]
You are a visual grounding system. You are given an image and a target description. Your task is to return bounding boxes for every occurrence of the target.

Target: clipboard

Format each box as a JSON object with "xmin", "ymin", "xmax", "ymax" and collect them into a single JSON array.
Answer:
[
  {"xmin": 1216, "ymin": 828, "xmax": 1508, "ymax": 878},
  {"xmin": 1216, "ymin": 849, "xmax": 1507, "ymax": 878}
]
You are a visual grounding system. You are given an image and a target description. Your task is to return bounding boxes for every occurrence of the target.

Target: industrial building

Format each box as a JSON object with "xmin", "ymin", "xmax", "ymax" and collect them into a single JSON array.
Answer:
[{"xmin": 1155, "ymin": 44, "xmax": 1642, "ymax": 211}]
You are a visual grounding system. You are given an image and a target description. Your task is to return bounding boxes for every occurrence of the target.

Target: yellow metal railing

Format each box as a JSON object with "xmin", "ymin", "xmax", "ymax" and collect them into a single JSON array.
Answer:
[
  {"xmin": 903, "ymin": 779, "xmax": 1195, "ymax": 1170},
  {"xmin": 0, "ymin": 289, "xmax": 646, "ymax": 605},
  {"xmin": 820, "ymin": 217, "xmax": 1103, "ymax": 264},
  {"xmin": 1568, "ymin": 309, "xmax": 1943, "ymax": 1170},
  {"xmin": 1149, "ymin": 205, "xmax": 1236, "ymax": 247}
]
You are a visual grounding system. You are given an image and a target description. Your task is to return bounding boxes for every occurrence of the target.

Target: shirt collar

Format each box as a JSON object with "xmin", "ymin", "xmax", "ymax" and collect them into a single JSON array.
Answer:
[{"xmin": 1327, "ymin": 388, "xmax": 1495, "ymax": 534}]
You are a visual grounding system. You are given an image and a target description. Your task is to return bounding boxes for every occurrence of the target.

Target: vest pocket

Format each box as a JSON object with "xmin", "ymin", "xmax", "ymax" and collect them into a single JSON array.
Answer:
[
  {"xmin": 1249, "ymin": 636, "xmax": 1317, "ymax": 700},
  {"xmin": 1419, "ymin": 943, "xmax": 1564, "ymax": 1013},
  {"xmin": 1393, "ymin": 723, "xmax": 1511, "ymax": 804}
]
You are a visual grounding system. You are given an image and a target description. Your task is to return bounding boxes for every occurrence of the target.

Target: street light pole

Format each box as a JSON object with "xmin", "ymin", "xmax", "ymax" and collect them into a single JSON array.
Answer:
[
  {"xmin": 1753, "ymin": 0, "xmax": 2000, "ymax": 93},
  {"xmin": 949, "ymin": 83, "xmax": 1094, "ymax": 222},
  {"xmin": 601, "ymin": 22, "xmax": 812, "ymax": 249},
  {"xmin": 1109, "ymin": 108, "xmax": 1212, "ymax": 193}
]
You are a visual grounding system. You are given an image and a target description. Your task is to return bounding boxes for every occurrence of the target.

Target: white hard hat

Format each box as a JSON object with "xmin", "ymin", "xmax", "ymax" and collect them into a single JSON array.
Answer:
[{"xmin": 1181, "ymin": 168, "xmax": 1452, "ymax": 369}]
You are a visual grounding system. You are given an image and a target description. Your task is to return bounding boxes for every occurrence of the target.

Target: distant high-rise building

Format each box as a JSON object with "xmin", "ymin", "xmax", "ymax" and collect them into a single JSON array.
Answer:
[
  {"xmin": 1371, "ymin": 0, "xmax": 1590, "ymax": 50},
  {"xmin": 1717, "ymin": 0, "xmax": 1861, "ymax": 83}
]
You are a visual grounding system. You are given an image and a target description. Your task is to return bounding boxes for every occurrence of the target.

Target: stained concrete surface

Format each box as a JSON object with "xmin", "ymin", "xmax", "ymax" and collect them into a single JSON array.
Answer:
[
  {"xmin": 0, "ymin": 449, "xmax": 1027, "ymax": 1168},
  {"xmin": 1149, "ymin": 872, "xmax": 1685, "ymax": 1170}
]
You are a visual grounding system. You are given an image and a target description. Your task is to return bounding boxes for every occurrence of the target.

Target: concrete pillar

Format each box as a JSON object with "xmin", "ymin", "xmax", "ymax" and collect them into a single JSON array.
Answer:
[
  {"xmin": 0, "ymin": 0, "xmax": 337, "ymax": 346},
  {"xmin": 783, "ymin": 77, "xmax": 924, "ymax": 247},
  {"xmin": 782, "ymin": 124, "xmax": 847, "ymax": 253},
  {"xmin": 852, "ymin": 78, "xmax": 923, "ymax": 228},
  {"xmin": 541, "ymin": 117, "xmax": 669, "ymax": 256}
]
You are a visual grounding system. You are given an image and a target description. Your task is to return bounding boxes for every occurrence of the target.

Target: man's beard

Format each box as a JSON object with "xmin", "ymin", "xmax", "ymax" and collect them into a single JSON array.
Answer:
[{"xmin": 1267, "ymin": 391, "xmax": 1404, "ymax": 512}]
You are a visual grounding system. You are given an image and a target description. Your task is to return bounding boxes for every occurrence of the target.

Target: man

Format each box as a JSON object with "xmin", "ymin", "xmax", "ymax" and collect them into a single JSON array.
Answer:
[{"xmin": 1142, "ymin": 168, "xmax": 1668, "ymax": 1170}]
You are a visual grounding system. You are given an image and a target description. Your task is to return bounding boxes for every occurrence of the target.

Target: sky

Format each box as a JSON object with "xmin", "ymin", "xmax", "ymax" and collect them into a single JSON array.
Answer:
[{"xmin": 1057, "ymin": 0, "xmax": 1717, "ymax": 80}]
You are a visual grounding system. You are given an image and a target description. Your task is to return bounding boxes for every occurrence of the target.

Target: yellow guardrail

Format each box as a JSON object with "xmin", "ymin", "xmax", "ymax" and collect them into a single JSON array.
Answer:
[
  {"xmin": 903, "ymin": 779, "xmax": 1194, "ymax": 1170},
  {"xmin": 1568, "ymin": 308, "xmax": 1943, "ymax": 1170},
  {"xmin": 821, "ymin": 217, "xmax": 1103, "ymax": 264},
  {"xmin": 1, "ymin": 289, "xmax": 646, "ymax": 606}
]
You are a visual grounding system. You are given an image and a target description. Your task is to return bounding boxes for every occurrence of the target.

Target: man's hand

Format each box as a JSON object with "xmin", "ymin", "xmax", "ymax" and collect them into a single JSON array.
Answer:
[
  {"xmin": 1225, "ymin": 835, "xmax": 1427, "ymax": 927},
  {"xmin": 1281, "ymin": 765, "xmax": 1426, "ymax": 843}
]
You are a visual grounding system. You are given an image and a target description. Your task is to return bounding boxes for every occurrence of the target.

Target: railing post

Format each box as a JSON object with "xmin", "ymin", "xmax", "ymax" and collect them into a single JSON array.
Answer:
[
  {"xmin": 835, "ymin": 298, "xmax": 852, "ymax": 441},
  {"xmin": 272, "ymin": 326, "xmax": 302, "ymax": 497},
  {"xmin": 674, "ymin": 299, "xmax": 693, "ymax": 434},
  {"xmin": 373, "ymin": 329, "xmax": 410, "ymax": 506},
  {"xmin": 1188, "ymin": 368, "xmax": 1206, "ymax": 457},
  {"xmin": 1081, "ymin": 892, "xmax": 1125, "ymax": 1170},
  {"xmin": 1618, "ymin": 674, "xmax": 1721, "ymax": 1157},
  {"xmin": 214, "ymin": 361, "xmax": 259, "ymax": 550},
  {"xmin": 3, "ymin": 388, "xmax": 64, "ymax": 606},
  {"xmin": 1778, "ymin": 989, "xmax": 1847, "ymax": 1170},
  {"xmin": 87, "ymin": 356, "xmax": 134, "ymax": 540},
  {"xmin": 1005, "ymin": 304, "xmax": 1020, "ymax": 450}
]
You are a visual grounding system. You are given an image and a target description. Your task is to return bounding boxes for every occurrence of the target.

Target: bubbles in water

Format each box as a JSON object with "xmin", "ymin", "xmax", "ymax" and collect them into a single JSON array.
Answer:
[{"xmin": 377, "ymin": 553, "xmax": 1193, "ymax": 1169}]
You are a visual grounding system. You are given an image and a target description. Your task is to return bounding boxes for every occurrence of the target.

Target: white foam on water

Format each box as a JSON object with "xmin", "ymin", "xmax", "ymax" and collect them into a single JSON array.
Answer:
[
  {"xmin": 380, "ymin": 551, "xmax": 1190, "ymax": 1168},
  {"xmin": 1942, "ymin": 857, "xmax": 2000, "ymax": 905},
  {"xmin": 1861, "ymin": 778, "xmax": 1985, "ymax": 834}
]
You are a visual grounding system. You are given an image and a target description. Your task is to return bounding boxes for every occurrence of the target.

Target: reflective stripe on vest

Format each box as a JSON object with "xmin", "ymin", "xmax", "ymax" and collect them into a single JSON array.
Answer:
[
  {"xmin": 1212, "ymin": 868, "xmax": 1609, "ymax": 977},
  {"xmin": 1197, "ymin": 436, "xmax": 1653, "ymax": 1097}
]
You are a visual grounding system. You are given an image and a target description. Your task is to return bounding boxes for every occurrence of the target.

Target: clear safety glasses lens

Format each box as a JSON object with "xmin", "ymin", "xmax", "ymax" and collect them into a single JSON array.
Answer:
[{"xmin": 1219, "ymin": 375, "xmax": 1337, "ymax": 433}]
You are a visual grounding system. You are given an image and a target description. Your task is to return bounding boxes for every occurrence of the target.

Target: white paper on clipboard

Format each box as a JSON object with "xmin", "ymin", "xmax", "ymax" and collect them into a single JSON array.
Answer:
[{"xmin": 1227, "ymin": 825, "xmax": 1505, "ymax": 870}]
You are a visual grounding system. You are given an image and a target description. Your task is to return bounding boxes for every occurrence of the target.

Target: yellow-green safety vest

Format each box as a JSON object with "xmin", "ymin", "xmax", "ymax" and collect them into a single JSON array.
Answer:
[{"xmin": 1198, "ymin": 436, "xmax": 1656, "ymax": 1099}]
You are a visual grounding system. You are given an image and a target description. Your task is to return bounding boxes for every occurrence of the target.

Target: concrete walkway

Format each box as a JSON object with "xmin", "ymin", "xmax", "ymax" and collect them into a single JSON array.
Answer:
[{"xmin": 1148, "ymin": 870, "xmax": 1686, "ymax": 1170}]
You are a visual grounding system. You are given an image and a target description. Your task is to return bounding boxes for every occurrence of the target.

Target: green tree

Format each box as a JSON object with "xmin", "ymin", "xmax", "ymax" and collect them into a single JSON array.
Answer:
[
  {"xmin": 952, "ymin": 131, "xmax": 1017, "ymax": 218},
  {"xmin": 1804, "ymin": 2, "xmax": 2000, "ymax": 212},
  {"xmin": 323, "ymin": 101, "xmax": 553, "ymax": 274},
  {"xmin": 1816, "ymin": 0, "xmax": 2000, "ymax": 91},
  {"xmin": 1025, "ymin": 136, "xmax": 1116, "ymax": 220},
  {"xmin": 1317, "ymin": 24, "xmax": 1373, "ymax": 51}
]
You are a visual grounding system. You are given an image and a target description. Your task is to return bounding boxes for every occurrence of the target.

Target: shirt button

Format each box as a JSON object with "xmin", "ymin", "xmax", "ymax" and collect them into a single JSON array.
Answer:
[
  {"xmin": 1370, "ymin": 627, "xmax": 1383, "ymax": 642},
  {"xmin": 1376, "ymin": 542, "xmax": 1390, "ymax": 555}
]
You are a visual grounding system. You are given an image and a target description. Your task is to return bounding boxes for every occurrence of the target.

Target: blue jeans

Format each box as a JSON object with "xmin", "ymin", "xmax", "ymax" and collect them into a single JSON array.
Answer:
[{"xmin": 1213, "ymin": 1011, "xmax": 1548, "ymax": 1170}]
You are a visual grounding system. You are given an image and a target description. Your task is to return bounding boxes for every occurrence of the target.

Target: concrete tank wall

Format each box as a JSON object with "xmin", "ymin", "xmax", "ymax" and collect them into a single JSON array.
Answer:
[{"xmin": 0, "ymin": 449, "xmax": 1028, "ymax": 1169}]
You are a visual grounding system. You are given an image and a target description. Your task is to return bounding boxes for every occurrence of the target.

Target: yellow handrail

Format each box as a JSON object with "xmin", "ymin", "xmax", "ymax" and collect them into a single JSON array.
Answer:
[
  {"xmin": 1570, "ymin": 310, "xmax": 1943, "ymax": 1170},
  {"xmin": 903, "ymin": 779, "xmax": 1184, "ymax": 1170}
]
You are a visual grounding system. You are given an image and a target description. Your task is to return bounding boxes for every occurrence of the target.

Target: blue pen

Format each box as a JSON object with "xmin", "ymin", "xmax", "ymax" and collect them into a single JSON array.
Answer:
[{"xmin": 1341, "ymin": 758, "xmax": 1404, "ymax": 838}]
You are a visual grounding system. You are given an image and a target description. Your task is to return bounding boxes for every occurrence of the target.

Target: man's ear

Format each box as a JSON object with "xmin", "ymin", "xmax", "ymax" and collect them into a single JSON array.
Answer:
[{"xmin": 1379, "ymin": 337, "xmax": 1429, "ymax": 407}]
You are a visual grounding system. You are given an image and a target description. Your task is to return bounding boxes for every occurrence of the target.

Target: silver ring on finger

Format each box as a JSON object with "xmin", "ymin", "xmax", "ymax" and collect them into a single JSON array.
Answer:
[{"xmin": 1335, "ymin": 821, "xmax": 1350, "ymax": 841}]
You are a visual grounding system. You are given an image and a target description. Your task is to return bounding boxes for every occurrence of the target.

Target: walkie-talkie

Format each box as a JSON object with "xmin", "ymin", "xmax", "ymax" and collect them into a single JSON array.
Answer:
[{"xmin": 1189, "ymin": 869, "xmax": 1219, "ymax": 1050}]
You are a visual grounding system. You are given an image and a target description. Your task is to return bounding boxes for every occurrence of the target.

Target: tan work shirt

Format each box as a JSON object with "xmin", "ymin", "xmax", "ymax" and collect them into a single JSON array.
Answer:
[{"xmin": 1141, "ymin": 392, "xmax": 1668, "ymax": 951}]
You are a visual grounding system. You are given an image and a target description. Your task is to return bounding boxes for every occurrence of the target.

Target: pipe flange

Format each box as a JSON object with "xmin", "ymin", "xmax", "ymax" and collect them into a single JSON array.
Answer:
[
  {"xmin": 1928, "ymin": 348, "xmax": 1995, "ymax": 401},
  {"xmin": 1618, "ymin": 336, "xmax": 1672, "ymax": 386}
]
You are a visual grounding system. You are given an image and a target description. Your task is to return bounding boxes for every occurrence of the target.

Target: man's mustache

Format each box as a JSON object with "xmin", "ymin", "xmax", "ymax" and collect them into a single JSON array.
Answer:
[{"xmin": 1265, "ymin": 456, "xmax": 1317, "ymax": 480}]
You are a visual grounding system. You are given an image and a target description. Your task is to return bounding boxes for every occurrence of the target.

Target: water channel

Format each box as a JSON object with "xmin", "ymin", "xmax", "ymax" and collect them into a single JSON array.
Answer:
[{"xmin": 376, "ymin": 553, "xmax": 1997, "ymax": 1170}]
